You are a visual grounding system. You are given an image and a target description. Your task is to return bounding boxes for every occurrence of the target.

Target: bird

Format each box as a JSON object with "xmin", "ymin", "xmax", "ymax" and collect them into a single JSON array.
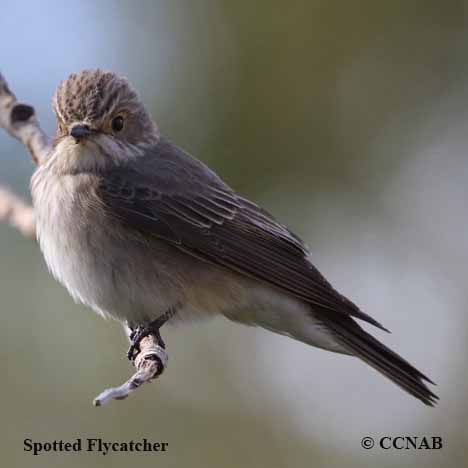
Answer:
[{"xmin": 30, "ymin": 69, "xmax": 438, "ymax": 406}]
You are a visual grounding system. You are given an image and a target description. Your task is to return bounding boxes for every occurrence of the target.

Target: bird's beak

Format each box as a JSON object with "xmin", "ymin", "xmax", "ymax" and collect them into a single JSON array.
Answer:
[{"xmin": 69, "ymin": 124, "xmax": 92, "ymax": 142}]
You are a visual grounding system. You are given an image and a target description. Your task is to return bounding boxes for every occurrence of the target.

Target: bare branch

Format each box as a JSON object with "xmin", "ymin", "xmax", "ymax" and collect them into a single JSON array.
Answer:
[
  {"xmin": 1, "ymin": 71, "xmax": 165, "ymax": 406},
  {"xmin": 0, "ymin": 72, "xmax": 42, "ymax": 238},
  {"xmin": 0, "ymin": 72, "xmax": 51, "ymax": 165},
  {"xmin": 0, "ymin": 187, "xmax": 35, "ymax": 238}
]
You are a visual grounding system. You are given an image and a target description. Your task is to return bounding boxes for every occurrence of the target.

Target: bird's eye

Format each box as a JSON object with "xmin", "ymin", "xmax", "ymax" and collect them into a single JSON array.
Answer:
[{"xmin": 111, "ymin": 115, "xmax": 124, "ymax": 132}]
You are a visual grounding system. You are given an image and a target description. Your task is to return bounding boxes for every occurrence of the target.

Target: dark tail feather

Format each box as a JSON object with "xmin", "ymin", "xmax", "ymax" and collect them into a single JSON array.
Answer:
[{"xmin": 325, "ymin": 317, "xmax": 439, "ymax": 406}]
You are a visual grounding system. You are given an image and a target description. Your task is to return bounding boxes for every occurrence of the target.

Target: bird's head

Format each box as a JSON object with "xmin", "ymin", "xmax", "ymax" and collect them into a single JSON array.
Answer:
[{"xmin": 51, "ymin": 69, "xmax": 158, "ymax": 166}]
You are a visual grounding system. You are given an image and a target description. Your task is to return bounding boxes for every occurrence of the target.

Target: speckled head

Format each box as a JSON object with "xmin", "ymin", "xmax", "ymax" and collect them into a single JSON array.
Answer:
[{"xmin": 52, "ymin": 69, "xmax": 157, "ymax": 146}]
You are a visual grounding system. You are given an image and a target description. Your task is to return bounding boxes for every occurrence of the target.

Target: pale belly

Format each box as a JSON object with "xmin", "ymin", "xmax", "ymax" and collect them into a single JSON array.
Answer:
[{"xmin": 32, "ymin": 168, "xmax": 184, "ymax": 324}]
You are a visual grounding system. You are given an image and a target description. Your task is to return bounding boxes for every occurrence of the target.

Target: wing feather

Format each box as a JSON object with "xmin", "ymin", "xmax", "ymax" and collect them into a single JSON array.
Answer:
[{"xmin": 98, "ymin": 137, "xmax": 387, "ymax": 330}]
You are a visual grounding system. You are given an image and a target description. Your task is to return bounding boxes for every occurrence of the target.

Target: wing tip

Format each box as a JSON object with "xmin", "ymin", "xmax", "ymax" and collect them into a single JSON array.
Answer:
[{"xmin": 353, "ymin": 309, "xmax": 391, "ymax": 333}]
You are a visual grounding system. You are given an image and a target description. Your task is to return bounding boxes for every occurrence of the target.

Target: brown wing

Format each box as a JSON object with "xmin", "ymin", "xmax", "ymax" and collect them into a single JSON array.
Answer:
[{"xmin": 97, "ymin": 137, "xmax": 387, "ymax": 330}]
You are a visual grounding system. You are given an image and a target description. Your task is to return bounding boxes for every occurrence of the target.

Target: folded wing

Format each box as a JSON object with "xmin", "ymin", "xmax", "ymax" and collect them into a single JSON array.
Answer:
[{"xmin": 98, "ymin": 137, "xmax": 387, "ymax": 330}]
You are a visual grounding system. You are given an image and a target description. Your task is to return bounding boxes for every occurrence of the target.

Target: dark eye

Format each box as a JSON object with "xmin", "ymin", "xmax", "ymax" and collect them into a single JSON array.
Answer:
[{"xmin": 111, "ymin": 115, "xmax": 124, "ymax": 132}]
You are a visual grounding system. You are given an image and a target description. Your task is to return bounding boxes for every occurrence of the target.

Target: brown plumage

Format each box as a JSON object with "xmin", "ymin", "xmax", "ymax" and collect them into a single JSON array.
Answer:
[
  {"xmin": 31, "ymin": 69, "xmax": 438, "ymax": 406},
  {"xmin": 53, "ymin": 69, "xmax": 135, "ymax": 125}
]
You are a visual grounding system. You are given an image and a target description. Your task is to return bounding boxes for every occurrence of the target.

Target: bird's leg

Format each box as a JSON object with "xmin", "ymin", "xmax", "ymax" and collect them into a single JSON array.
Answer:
[{"xmin": 127, "ymin": 305, "xmax": 178, "ymax": 363}]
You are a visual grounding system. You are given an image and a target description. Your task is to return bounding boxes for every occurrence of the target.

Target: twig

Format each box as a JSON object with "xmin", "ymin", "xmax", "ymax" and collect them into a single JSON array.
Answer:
[
  {"xmin": 0, "ymin": 71, "xmax": 50, "ymax": 165},
  {"xmin": 93, "ymin": 335, "xmax": 168, "ymax": 406},
  {"xmin": 0, "ymin": 186, "xmax": 35, "ymax": 238},
  {"xmin": 0, "ymin": 71, "xmax": 163, "ymax": 405},
  {"xmin": 0, "ymin": 71, "xmax": 46, "ymax": 238}
]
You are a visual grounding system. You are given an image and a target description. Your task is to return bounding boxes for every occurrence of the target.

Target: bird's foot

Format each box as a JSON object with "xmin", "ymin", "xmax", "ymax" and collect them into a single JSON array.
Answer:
[
  {"xmin": 126, "ymin": 326, "xmax": 167, "ymax": 378},
  {"xmin": 127, "ymin": 325, "xmax": 165, "ymax": 361},
  {"xmin": 126, "ymin": 306, "xmax": 178, "ymax": 371}
]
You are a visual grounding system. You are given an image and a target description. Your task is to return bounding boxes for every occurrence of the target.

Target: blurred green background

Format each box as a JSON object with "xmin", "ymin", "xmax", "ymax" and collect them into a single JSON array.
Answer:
[{"xmin": 1, "ymin": 1, "xmax": 467, "ymax": 467}]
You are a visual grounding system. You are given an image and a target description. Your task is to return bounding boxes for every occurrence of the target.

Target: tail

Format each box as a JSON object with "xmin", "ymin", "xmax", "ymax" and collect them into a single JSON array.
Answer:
[{"xmin": 324, "ymin": 315, "xmax": 439, "ymax": 406}]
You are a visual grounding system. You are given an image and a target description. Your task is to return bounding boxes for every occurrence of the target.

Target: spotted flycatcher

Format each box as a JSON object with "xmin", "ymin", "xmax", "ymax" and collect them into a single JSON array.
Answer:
[{"xmin": 31, "ymin": 69, "xmax": 437, "ymax": 405}]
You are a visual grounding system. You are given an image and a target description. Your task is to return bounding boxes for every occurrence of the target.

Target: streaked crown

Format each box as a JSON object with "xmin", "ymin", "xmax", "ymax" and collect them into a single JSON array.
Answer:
[
  {"xmin": 51, "ymin": 69, "xmax": 157, "ymax": 148},
  {"xmin": 53, "ymin": 69, "xmax": 140, "ymax": 125}
]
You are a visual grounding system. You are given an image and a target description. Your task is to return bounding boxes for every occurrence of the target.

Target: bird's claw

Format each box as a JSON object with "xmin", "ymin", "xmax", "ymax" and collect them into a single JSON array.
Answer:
[{"xmin": 127, "ymin": 323, "xmax": 166, "ymax": 361}]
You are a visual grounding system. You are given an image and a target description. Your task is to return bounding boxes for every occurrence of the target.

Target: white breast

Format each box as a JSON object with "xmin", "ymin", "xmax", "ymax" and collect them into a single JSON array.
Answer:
[
  {"xmin": 32, "ymin": 165, "xmax": 103, "ymax": 309},
  {"xmin": 31, "ymin": 144, "xmax": 189, "ymax": 325}
]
